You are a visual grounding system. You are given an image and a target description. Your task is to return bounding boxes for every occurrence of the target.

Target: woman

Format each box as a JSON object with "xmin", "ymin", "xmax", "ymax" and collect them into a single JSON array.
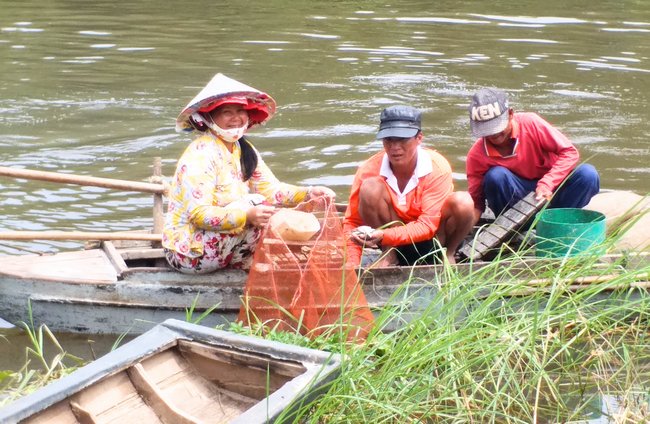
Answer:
[{"xmin": 163, "ymin": 73, "xmax": 335, "ymax": 273}]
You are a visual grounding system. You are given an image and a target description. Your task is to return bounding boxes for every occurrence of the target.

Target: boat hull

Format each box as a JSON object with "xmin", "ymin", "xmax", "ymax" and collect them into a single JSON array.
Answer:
[
  {"xmin": 0, "ymin": 264, "xmax": 445, "ymax": 334},
  {"xmin": 1, "ymin": 244, "xmax": 647, "ymax": 335}
]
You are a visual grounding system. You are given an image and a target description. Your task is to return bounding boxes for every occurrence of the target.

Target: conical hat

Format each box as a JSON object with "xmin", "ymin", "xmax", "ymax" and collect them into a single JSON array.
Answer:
[{"xmin": 176, "ymin": 73, "xmax": 276, "ymax": 132}]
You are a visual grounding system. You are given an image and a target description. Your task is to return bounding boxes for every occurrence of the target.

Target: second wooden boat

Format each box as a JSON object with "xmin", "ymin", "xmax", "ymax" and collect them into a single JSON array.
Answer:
[{"xmin": 0, "ymin": 319, "xmax": 342, "ymax": 424}]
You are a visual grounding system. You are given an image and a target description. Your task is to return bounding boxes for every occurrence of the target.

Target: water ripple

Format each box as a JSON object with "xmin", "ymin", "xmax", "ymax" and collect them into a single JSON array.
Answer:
[
  {"xmin": 470, "ymin": 15, "xmax": 587, "ymax": 25},
  {"xmin": 396, "ymin": 17, "xmax": 490, "ymax": 25},
  {"xmin": 566, "ymin": 60, "xmax": 650, "ymax": 73},
  {"xmin": 261, "ymin": 124, "xmax": 373, "ymax": 138},
  {"xmin": 602, "ymin": 28, "xmax": 650, "ymax": 33},
  {"xmin": 500, "ymin": 38, "xmax": 560, "ymax": 44},
  {"xmin": 549, "ymin": 90, "xmax": 611, "ymax": 99}
]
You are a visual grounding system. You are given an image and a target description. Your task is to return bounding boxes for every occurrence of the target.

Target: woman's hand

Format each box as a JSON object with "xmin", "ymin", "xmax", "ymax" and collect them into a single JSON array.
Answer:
[
  {"xmin": 308, "ymin": 186, "xmax": 336, "ymax": 200},
  {"xmin": 246, "ymin": 204, "xmax": 276, "ymax": 227}
]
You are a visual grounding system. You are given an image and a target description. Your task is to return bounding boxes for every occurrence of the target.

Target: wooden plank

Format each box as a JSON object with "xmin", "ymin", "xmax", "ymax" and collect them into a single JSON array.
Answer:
[
  {"xmin": 127, "ymin": 363, "xmax": 200, "ymax": 424},
  {"xmin": 178, "ymin": 340, "xmax": 306, "ymax": 378},
  {"xmin": 486, "ymin": 224, "xmax": 509, "ymax": 240},
  {"xmin": 499, "ymin": 280, "xmax": 650, "ymax": 298},
  {"xmin": 493, "ymin": 214, "xmax": 518, "ymax": 228},
  {"xmin": 525, "ymin": 274, "xmax": 623, "ymax": 287},
  {"xmin": 110, "ymin": 238, "xmax": 154, "ymax": 249},
  {"xmin": 120, "ymin": 266, "xmax": 174, "ymax": 276},
  {"xmin": 119, "ymin": 248, "xmax": 165, "ymax": 261},
  {"xmin": 71, "ymin": 371, "xmax": 162, "ymax": 423},
  {"xmin": 502, "ymin": 207, "xmax": 526, "ymax": 223},
  {"xmin": 0, "ymin": 230, "xmax": 161, "ymax": 241},
  {"xmin": 138, "ymin": 348, "xmax": 254, "ymax": 422},
  {"xmin": 0, "ymin": 165, "xmax": 165, "ymax": 194},
  {"xmin": 462, "ymin": 238, "xmax": 491, "ymax": 258},
  {"xmin": 21, "ymin": 401, "xmax": 79, "ymax": 424},
  {"xmin": 28, "ymin": 294, "xmax": 239, "ymax": 311},
  {"xmin": 102, "ymin": 241, "xmax": 128, "ymax": 278},
  {"xmin": 175, "ymin": 342, "xmax": 290, "ymax": 401},
  {"xmin": 0, "ymin": 249, "xmax": 117, "ymax": 283},
  {"xmin": 69, "ymin": 401, "xmax": 99, "ymax": 424},
  {"xmin": 512, "ymin": 197, "xmax": 540, "ymax": 215},
  {"xmin": 475, "ymin": 231, "xmax": 501, "ymax": 248}
]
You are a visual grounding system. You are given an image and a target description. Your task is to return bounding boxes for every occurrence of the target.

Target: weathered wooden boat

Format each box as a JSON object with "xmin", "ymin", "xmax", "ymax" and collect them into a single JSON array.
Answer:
[
  {"xmin": 0, "ymin": 319, "xmax": 342, "ymax": 424},
  {"xmin": 0, "ymin": 237, "xmax": 440, "ymax": 334},
  {"xmin": 1, "ymin": 165, "xmax": 648, "ymax": 334},
  {"xmin": 0, "ymin": 236, "xmax": 647, "ymax": 335}
]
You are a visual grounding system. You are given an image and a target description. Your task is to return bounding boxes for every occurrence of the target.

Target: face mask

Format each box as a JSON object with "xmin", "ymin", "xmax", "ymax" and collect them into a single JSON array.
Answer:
[
  {"xmin": 208, "ymin": 123, "xmax": 246, "ymax": 143},
  {"xmin": 206, "ymin": 115, "xmax": 249, "ymax": 143}
]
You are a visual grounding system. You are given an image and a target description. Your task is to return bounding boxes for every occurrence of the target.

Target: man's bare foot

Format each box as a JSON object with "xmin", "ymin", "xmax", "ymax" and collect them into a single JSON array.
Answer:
[{"xmin": 446, "ymin": 252, "xmax": 456, "ymax": 265}]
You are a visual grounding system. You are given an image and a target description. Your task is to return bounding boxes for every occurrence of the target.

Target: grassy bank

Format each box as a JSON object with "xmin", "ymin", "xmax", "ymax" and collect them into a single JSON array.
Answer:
[
  {"xmin": 249, "ymin": 249, "xmax": 650, "ymax": 423},
  {"xmin": 2, "ymin": 248, "xmax": 649, "ymax": 422}
]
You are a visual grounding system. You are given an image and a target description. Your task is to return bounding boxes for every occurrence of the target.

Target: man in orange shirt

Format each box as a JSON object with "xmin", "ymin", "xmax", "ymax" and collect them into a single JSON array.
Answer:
[{"xmin": 344, "ymin": 105, "xmax": 474, "ymax": 266}]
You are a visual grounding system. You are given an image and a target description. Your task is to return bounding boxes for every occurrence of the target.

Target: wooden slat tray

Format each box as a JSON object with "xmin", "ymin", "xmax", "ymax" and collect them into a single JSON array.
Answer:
[{"xmin": 460, "ymin": 192, "xmax": 547, "ymax": 261}]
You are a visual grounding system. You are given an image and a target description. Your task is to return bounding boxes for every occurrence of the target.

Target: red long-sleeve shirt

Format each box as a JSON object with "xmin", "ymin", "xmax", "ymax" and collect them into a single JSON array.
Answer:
[
  {"xmin": 343, "ymin": 148, "xmax": 453, "ymax": 265},
  {"xmin": 466, "ymin": 112, "xmax": 579, "ymax": 213}
]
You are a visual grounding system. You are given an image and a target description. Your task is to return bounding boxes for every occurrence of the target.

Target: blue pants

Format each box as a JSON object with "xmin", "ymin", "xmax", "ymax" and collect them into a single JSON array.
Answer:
[{"xmin": 483, "ymin": 164, "xmax": 600, "ymax": 216}]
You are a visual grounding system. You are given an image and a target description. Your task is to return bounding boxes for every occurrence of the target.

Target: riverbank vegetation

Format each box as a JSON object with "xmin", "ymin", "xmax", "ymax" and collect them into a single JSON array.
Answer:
[
  {"xmin": 250, "ymin": 247, "xmax": 650, "ymax": 423},
  {"xmin": 1, "ymin": 245, "xmax": 648, "ymax": 422},
  {"xmin": 0, "ymin": 303, "xmax": 83, "ymax": 407}
]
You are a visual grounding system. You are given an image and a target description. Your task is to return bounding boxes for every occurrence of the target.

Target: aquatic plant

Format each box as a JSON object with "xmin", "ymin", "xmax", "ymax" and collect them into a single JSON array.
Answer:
[
  {"xmin": 184, "ymin": 292, "xmax": 222, "ymax": 325},
  {"xmin": 240, "ymin": 246, "xmax": 650, "ymax": 423},
  {"xmin": 0, "ymin": 301, "xmax": 83, "ymax": 408}
]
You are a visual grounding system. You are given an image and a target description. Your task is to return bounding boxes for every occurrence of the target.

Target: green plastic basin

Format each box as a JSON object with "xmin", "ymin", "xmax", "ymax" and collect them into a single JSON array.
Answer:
[{"xmin": 536, "ymin": 208, "xmax": 606, "ymax": 258}]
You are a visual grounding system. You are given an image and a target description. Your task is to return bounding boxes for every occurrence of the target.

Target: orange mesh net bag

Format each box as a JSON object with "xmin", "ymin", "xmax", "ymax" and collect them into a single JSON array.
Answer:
[{"xmin": 238, "ymin": 197, "xmax": 374, "ymax": 341}]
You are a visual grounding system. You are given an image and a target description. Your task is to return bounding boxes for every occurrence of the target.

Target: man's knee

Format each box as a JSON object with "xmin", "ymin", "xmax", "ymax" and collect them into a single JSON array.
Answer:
[
  {"xmin": 444, "ymin": 191, "xmax": 475, "ymax": 217},
  {"xmin": 553, "ymin": 164, "xmax": 600, "ymax": 209},
  {"xmin": 572, "ymin": 164, "xmax": 600, "ymax": 187},
  {"xmin": 359, "ymin": 176, "xmax": 388, "ymax": 202},
  {"xmin": 358, "ymin": 176, "xmax": 395, "ymax": 226},
  {"xmin": 483, "ymin": 166, "xmax": 511, "ymax": 190},
  {"xmin": 441, "ymin": 192, "xmax": 476, "ymax": 237}
]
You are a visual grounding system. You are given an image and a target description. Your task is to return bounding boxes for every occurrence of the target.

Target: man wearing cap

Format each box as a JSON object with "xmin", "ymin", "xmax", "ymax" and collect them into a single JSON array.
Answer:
[
  {"xmin": 466, "ymin": 88, "xmax": 600, "ymax": 224},
  {"xmin": 344, "ymin": 105, "xmax": 475, "ymax": 266}
]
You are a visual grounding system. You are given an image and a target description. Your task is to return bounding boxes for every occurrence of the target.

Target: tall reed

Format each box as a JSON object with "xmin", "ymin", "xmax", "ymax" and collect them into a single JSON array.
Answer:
[{"xmin": 262, "ymin": 245, "xmax": 650, "ymax": 423}]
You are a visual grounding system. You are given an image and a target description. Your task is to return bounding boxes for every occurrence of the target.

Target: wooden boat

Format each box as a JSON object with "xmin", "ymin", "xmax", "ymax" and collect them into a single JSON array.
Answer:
[
  {"xmin": 0, "ymin": 236, "xmax": 647, "ymax": 335},
  {"xmin": 0, "ymin": 165, "xmax": 647, "ymax": 335},
  {"xmin": 0, "ymin": 237, "xmax": 437, "ymax": 334},
  {"xmin": 0, "ymin": 319, "xmax": 342, "ymax": 424}
]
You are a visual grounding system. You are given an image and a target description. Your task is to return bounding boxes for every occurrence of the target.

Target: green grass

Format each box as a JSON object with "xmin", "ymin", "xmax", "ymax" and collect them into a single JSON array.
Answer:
[
  {"xmin": 0, "ymin": 301, "xmax": 84, "ymax": 408},
  {"xmin": 2, "ymin": 241, "xmax": 648, "ymax": 422},
  {"xmin": 237, "ymin": 245, "xmax": 650, "ymax": 423}
]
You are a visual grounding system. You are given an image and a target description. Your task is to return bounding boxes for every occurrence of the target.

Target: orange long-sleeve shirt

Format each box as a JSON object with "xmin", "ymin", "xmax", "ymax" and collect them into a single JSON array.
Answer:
[{"xmin": 343, "ymin": 148, "xmax": 454, "ymax": 265}]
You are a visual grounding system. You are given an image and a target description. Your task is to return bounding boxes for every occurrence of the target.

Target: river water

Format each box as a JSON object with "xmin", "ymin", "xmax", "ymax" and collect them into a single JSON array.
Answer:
[
  {"xmin": 1, "ymin": 0, "xmax": 649, "ymax": 417},
  {"xmin": 1, "ymin": 0, "xmax": 649, "ymax": 255}
]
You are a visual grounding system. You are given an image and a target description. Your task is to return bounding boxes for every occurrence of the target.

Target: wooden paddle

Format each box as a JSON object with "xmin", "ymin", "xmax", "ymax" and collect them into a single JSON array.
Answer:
[
  {"xmin": 0, "ymin": 165, "xmax": 165, "ymax": 194},
  {"xmin": 0, "ymin": 231, "xmax": 161, "ymax": 241},
  {"xmin": 0, "ymin": 161, "xmax": 167, "ymax": 242},
  {"xmin": 0, "ymin": 162, "xmax": 343, "ymax": 241}
]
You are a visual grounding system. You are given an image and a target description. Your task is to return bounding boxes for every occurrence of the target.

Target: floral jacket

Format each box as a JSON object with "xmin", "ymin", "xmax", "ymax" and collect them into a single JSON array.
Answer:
[{"xmin": 162, "ymin": 134, "xmax": 308, "ymax": 257}]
